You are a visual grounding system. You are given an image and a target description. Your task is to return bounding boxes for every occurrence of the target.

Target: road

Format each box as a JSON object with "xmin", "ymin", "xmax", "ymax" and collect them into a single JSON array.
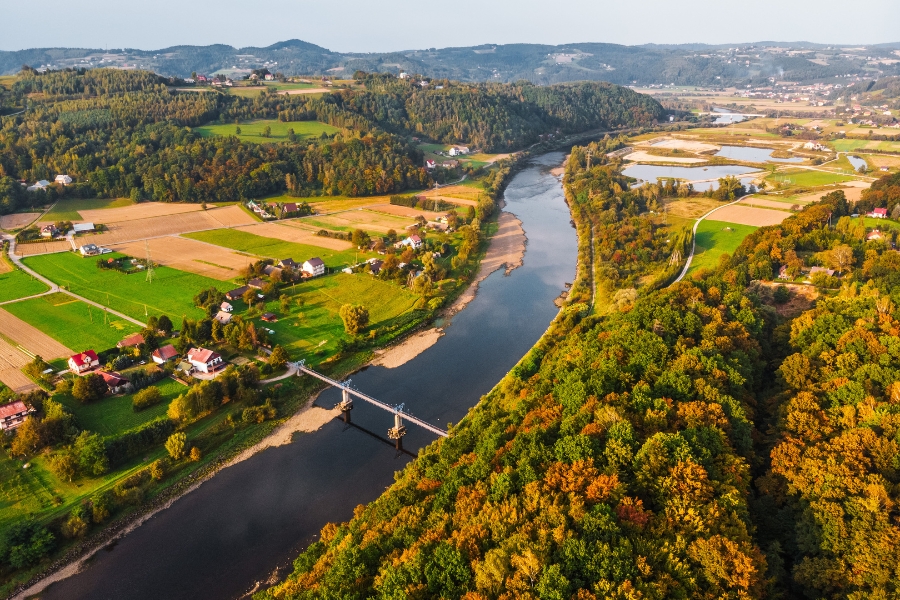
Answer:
[
  {"xmin": 2, "ymin": 234, "xmax": 147, "ymax": 327},
  {"xmin": 671, "ymin": 197, "xmax": 747, "ymax": 284}
]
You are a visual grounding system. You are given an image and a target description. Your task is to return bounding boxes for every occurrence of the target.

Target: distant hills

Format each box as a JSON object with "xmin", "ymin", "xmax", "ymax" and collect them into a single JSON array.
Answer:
[{"xmin": 3, "ymin": 38, "xmax": 900, "ymax": 86}]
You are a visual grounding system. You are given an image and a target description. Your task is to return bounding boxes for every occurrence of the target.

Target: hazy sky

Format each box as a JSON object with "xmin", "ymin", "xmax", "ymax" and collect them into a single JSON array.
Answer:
[{"xmin": 3, "ymin": 0, "xmax": 899, "ymax": 52}]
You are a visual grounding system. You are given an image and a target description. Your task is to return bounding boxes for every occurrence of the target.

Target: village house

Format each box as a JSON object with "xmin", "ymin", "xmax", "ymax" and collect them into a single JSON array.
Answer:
[
  {"xmin": 261, "ymin": 312, "xmax": 277, "ymax": 323},
  {"xmin": 40, "ymin": 224, "xmax": 58, "ymax": 238},
  {"xmin": 262, "ymin": 264, "xmax": 282, "ymax": 278},
  {"xmin": 302, "ymin": 257, "xmax": 325, "ymax": 277},
  {"xmin": 368, "ymin": 258, "xmax": 384, "ymax": 275},
  {"xmin": 79, "ymin": 244, "xmax": 100, "ymax": 256},
  {"xmin": 401, "ymin": 235, "xmax": 423, "ymax": 250},
  {"xmin": 278, "ymin": 258, "xmax": 298, "ymax": 269},
  {"xmin": 868, "ymin": 207, "xmax": 888, "ymax": 219},
  {"xmin": 55, "ymin": 174, "xmax": 73, "ymax": 185},
  {"xmin": 807, "ymin": 266, "xmax": 836, "ymax": 280},
  {"xmin": 248, "ymin": 278, "xmax": 267, "ymax": 290},
  {"xmin": 151, "ymin": 344, "xmax": 179, "ymax": 365},
  {"xmin": 802, "ymin": 142, "xmax": 829, "ymax": 151},
  {"xmin": 264, "ymin": 73, "xmax": 275, "ymax": 81},
  {"xmin": 117, "ymin": 333, "xmax": 145, "ymax": 349},
  {"xmin": 99, "ymin": 371, "xmax": 131, "ymax": 394},
  {"xmin": 448, "ymin": 146, "xmax": 470, "ymax": 156},
  {"xmin": 214, "ymin": 310, "xmax": 232, "ymax": 325},
  {"xmin": 0, "ymin": 400, "xmax": 33, "ymax": 431},
  {"xmin": 186, "ymin": 347, "xmax": 224, "ymax": 374},
  {"xmin": 226, "ymin": 286, "xmax": 250, "ymax": 301},
  {"xmin": 867, "ymin": 230, "xmax": 884, "ymax": 241},
  {"xmin": 425, "ymin": 160, "xmax": 436, "ymax": 170},
  {"xmin": 68, "ymin": 350, "xmax": 100, "ymax": 374},
  {"xmin": 282, "ymin": 202, "xmax": 298, "ymax": 216},
  {"xmin": 26, "ymin": 180, "xmax": 51, "ymax": 191},
  {"xmin": 220, "ymin": 301, "xmax": 233, "ymax": 313}
]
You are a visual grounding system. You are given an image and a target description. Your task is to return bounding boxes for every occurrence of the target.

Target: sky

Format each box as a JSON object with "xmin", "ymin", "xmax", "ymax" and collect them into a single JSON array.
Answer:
[{"xmin": 3, "ymin": 0, "xmax": 899, "ymax": 52}]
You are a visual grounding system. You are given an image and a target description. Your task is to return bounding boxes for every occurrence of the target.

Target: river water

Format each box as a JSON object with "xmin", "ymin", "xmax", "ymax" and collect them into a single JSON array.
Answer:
[{"xmin": 38, "ymin": 152, "xmax": 577, "ymax": 600}]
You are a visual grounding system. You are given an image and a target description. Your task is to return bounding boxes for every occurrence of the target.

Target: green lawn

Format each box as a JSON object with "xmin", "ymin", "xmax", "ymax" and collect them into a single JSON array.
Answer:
[
  {"xmin": 4, "ymin": 293, "xmax": 140, "ymax": 352},
  {"xmin": 22, "ymin": 252, "xmax": 221, "ymax": 322},
  {"xmin": 688, "ymin": 220, "xmax": 758, "ymax": 275},
  {"xmin": 195, "ymin": 119, "xmax": 339, "ymax": 144},
  {"xmin": 0, "ymin": 265, "xmax": 49, "ymax": 302},
  {"xmin": 254, "ymin": 273, "xmax": 419, "ymax": 361},
  {"xmin": 768, "ymin": 169, "xmax": 862, "ymax": 188},
  {"xmin": 57, "ymin": 377, "xmax": 184, "ymax": 437},
  {"xmin": 43, "ymin": 197, "xmax": 133, "ymax": 221},
  {"xmin": 184, "ymin": 229, "xmax": 364, "ymax": 269}
]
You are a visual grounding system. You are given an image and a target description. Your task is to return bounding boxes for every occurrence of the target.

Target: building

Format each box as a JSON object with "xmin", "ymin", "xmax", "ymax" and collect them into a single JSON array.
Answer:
[
  {"xmin": 802, "ymin": 142, "xmax": 828, "ymax": 151},
  {"xmin": 79, "ymin": 244, "xmax": 100, "ymax": 256},
  {"xmin": 867, "ymin": 230, "xmax": 884, "ymax": 241},
  {"xmin": 264, "ymin": 73, "xmax": 275, "ymax": 81},
  {"xmin": 448, "ymin": 146, "xmax": 470, "ymax": 156},
  {"xmin": 220, "ymin": 302, "xmax": 233, "ymax": 313},
  {"xmin": 55, "ymin": 174, "xmax": 73, "ymax": 185},
  {"xmin": 399, "ymin": 72, "xmax": 409, "ymax": 79},
  {"xmin": 186, "ymin": 347, "xmax": 224, "ymax": 374},
  {"xmin": 261, "ymin": 312, "xmax": 277, "ymax": 322},
  {"xmin": 401, "ymin": 235, "xmax": 423, "ymax": 250},
  {"xmin": 99, "ymin": 371, "xmax": 131, "ymax": 394},
  {"xmin": 278, "ymin": 258, "xmax": 298, "ymax": 269},
  {"xmin": 282, "ymin": 202, "xmax": 298, "ymax": 215},
  {"xmin": 73, "ymin": 223, "xmax": 95, "ymax": 234},
  {"xmin": 117, "ymin": 333, "xmax": 145, "ymax": 349},
  {"xmin": 26, "ymin": 180, "xmax": 51, "ymax": 191},
  {"xmin": 0, "ymin": 401, "xmax": 33, "ymax": 431},
  {"xmin": 868, "ymin": 208, "xmax": 888, "ymax": 219},
  {"xmin": 226, "ymin": 285, "xmax": 250, "ymax": 301},
  {"xmin": 302, "ymin": 257, "xmax": 325, "ymax": 277},
  {"xmin": 367, "ymin": 258, "xmax": 384, "ymax": 275},
  {"xmin": 262, "ymin": 264, "xmax": 282, "ymax": 278},
  {"xmin": 808, "ymin": 266, "xmax": 836, "ymax": 278},
  {"xmin": 425, "ymin": 160, "xmax": 436, "ymax": 170},
  {"xmin": 68, "ymin": 350, "xmax": 100, "ymax": 374},
  {"xmin": 248, "ymin": 278, "xmax": 266, "ymax": 290},
  {"xmin": 214, "ymin": 311, "xmax": 232, "ymax": 325},
  {"xmin": 40, "ymin": 225, "xmax": 58, "ymax": 238},
  {"xmin": 151, "ymin": 344, "xmax": 179, "ymax": 365}
]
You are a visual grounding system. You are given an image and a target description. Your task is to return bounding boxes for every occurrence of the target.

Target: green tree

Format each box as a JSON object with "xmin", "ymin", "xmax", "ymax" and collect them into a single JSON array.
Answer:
[
  {"xmin": 0, "ymin": 521, "xmax": 54, "ymax": 570},
  {"xmin": 236, "ymin": 126, "xmax": 242, "ymax": 135},
  {"xmin": 351, "ymin": 228, "xmax": 370, "ymax": 249},
  {"xmin": 133, "ymin": 386, "xmax": 163, "ymax": 411},
  {"xmin": 74, "ymin": 431, "xmax": 109, "ymax": 476},
  {"xmin": 165, "ymin": 432, "xmax": 187, "ymax": 460},
  {"xmin": 72, "ymin": 373, "xmax": 108, "ymax": 403},
  {"xmin": 268, "ymin": 345, "xmax": 289, "ymax": 370},
  {"xmin": 339, "ymin": 304, "xmax": 369, "ymax": 336},
  {"xmin": 48, "ymin": 449, "xmax": 77, "ymax": 482}
]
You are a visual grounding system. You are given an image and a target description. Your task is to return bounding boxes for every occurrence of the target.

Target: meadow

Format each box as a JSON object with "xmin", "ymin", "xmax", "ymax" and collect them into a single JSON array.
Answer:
[
  {"xmin": 767, "ymin": 169, "xmax": 862, "ymax": 188},
  {"xmin": 0, "ymin": 266, "xmax": 49, "ymax": 302},
  {"xmin": 184, "ymin": 229, "xmax": 363, "ymax": 268},
  {"xmin": 830, "ymin": 139, "xmax": 900, "ymax": 153},
  {"xmin": 688, "ymin": 220, "xmax": 758, "ymax": 275},
  {"xmin": 4, "ymin": 293, "xmax": 140, "ymax": 351},
  {"xmin": 22, "ymin": 252, "xmax": 219, "ymax": 322},
  {"xmin": 195, "ymin": 119, "xmax": 339, "ymax": 144},
  {"xmin": 43, "ymin": 197, "xmax": 134, "ymax": 221}
]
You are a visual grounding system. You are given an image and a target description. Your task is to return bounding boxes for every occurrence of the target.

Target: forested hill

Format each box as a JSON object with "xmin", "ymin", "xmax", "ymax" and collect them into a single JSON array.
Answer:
[{"xmin": 257, "ymin": 162, "xmax": 900, "ymax": 599}]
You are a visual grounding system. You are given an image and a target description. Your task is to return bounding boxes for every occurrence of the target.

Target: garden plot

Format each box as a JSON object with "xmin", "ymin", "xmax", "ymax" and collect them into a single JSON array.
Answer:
[
  {"xmin": 0, "ymin": 213, "xmax": 40, "ymax": 230},
  {"xmin": 14, "ymin": 240, "xmax": 72, "ymax": 256},
  {"xmin": 0, "ymin": 338, "xmax": 37, "ymax": 393},
  {"xmin": 110, "ymin": 236, "xmax": 256, "ymax": 281},
  {"xmin": 242, "ymin": 222, "xmax": 354, "ymax": 250},
  {"xmin": 706, "ymin": 204, "xmax": 791, "ymax": 227},
  {"xmin": 0, "ymin": 308, "xmax": 73, "ymax": 359},
  {"xmin": 304, "ymin": 209, "xmax": 416, "ymax": 234}
]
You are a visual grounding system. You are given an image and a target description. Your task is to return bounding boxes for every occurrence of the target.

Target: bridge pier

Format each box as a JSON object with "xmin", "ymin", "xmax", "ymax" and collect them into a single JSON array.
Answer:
[
  {"xmin": 387, "ymin": 412, "xmax": 407, "ymax": 452},
  {"xmin": 339, "ymin": 389, "xmax": 353, "ymax": 424}
]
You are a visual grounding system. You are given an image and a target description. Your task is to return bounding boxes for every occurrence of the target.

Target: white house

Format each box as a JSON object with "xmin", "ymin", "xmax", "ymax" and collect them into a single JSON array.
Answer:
[
  {"xmin": 399, "ymin": 72, "xmax": 409, "ymax": 79},
  {"xmin": 151, "ymin": 344, "xmax": 179, "ymax": 365},
  {"xmin": 868, "ymin": 208, "xmax": 888, "ymax": 219},
  {"xmin": 802, "ymin": 142, "xmax": 828, "ymax": 151},
  {"xmin": 448, "ymin": 147, "xmax": 461, "ymax": 156},
  {"xmin": 0, "ymin": 401, "xmax": 33, "ymax": 431},
  {"xmin": 55, "ymin": 174, "xmax": 73, "ymax": 185},
  {"xmin": 26, "ymin": 180, "xmax": 51, "ymax": 191},
  {"xmin": 186, "ymin": 347, "xmax": 224, "ymax": 374},
  {"xmin": 425, "ymin": 160, "xmax": 436, "ymax": 169},
  {"xmin": 302, "ymin": 257, "xmax": 325, "ymax": 277},
  {"xmin": 401, "ymin": 235, "xmax": 423, "ymax": 250},
  {"xmin": 68, "ymin": 350, "xmax": 100, "ymax": 374},
  {"xmin": 220, "ymin": 301, "xmax": 233, "ymax": 313},
  {"xmin": 79, "ymin": 244, "xmax": 100, "ymax": 256}
]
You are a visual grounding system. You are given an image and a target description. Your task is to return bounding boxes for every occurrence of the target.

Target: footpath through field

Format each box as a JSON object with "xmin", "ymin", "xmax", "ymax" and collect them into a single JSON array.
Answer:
[{"xmin": 672, "ymin": 197, "xmax": 746, "ymax": 284}]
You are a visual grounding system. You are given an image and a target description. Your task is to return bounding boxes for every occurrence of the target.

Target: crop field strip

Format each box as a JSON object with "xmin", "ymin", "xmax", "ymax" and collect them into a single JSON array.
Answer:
[
  {"xmin": 0, "ymin": 307, "xmax": 73, "ymax": 359},
  {"xmin": 705, "ymin": 204, "xmax": 792, "ymax": 227},
  {"xmin": 0, "ymin": 338, "xmax": 38, "ymax": 393},
  {"xmin": 184, "ymin": 229, "xmax": 361, "ymax": 268},
  {"xmin": 237, "ymin": 222, "xmax": 354, "ymax": 251},
  {"xmin": 109, "ymin": 236, "xmax": 256, "ymax": 281},
  {"xmin": 0, "ymin": 212, "xmax": 40, "ymax": 230}
]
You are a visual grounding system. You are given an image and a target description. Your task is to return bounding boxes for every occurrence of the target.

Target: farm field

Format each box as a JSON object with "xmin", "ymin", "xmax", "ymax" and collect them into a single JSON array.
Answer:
[
  {"xmin": 57, "ymin": 377, "xmax": 184, "ymax": 437},
  {"xmin": 664, "ymin": 197, "xmax": 729, "ymax": 219},
  {"xmin": 195, "ymin": 119, "xmax": 339, "ymax": 144},
  {"xmin": 302, "ymin": 209, "xmax": 415, "ymax": 234},
  {"xmin": 706, "ymin": 204, "xmax": 790, "ymax": 227},
  {"xmin": 0, "ymin": 308, "xmax": 72, "ymax": 359},
  {"xmin": 865, "ymin": 154, "xmax": 900, "ymax": 170},
  {"xmin": 0, "ymin": 338, "xmax": 38, "ymax": 393},
  {"xmin": 241, "ymin": 222, "xmax": 354, "ymax": 251},
  {"xmin": 737, "ymin": 197, "xmax": 796, "ymax": 211},
  {"xmin": 768, "ymin": 169, "xmax": 864, "ymax": 188},
  {"xmin": 43, "ymin": 197, "xmax": 134, "ymax": 221},
  {"xmin": 184, "ymin": 229, "xmax": 362, "ymax": 269},
  {"xmin": 418, "ymin": 185, "xmax": 481, "ymax": 206},
  {"xmin": 22, "ymin": 252, "xmax": 220, "ymax": 322},
  {"xmin": 4, "ymin": 293, "xmax": 141, "ymax": 352},
  {"xmin": 0, "ymin": 212, "xmax": 40, "ymax": 230},
  {"xmin": 257, "ymin": 273, "xmax": 418, "ymax": 361},
  {"xmin": 370, "ymin": 204, "xmax": 448, "ymax": 219},
  {"xmin": 688, "ymin": 220, "xmax": 759, "ymax": 275},
  {"xmin": 0, "ymin": 266, "xmax": 49, "ymax": 302},
  {"xmin": 72, "ymin": 201, "xmax": 205, "ymax": 224},
  {"xmin": 831, "ymin": 139, "xmax": 900, "ymax": 153},
  {"xmin": 110, "ymin": 236, "xmax": 255, "ymax": 281}
]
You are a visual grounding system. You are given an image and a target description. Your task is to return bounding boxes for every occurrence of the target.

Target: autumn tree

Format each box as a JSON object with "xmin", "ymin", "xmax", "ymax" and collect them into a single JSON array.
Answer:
[{"xmin": 339, "ymin": 304, "xmax": 369, "ymax": 336}]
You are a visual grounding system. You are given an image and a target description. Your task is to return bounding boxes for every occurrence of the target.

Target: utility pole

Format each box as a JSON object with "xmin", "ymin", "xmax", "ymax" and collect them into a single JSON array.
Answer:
[{"xmin": 145, "ymin": 240, "xmax": 154, "ymax": 283}]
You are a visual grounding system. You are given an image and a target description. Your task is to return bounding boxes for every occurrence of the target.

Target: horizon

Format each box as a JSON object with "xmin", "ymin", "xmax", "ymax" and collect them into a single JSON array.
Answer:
[{"xmin": 4, "ymin": 0, "xmax": 899, "ymax": 53}]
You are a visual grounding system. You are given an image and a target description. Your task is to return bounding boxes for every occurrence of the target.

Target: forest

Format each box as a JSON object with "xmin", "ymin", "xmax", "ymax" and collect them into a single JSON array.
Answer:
[{"xmin": 257, "ymin": 162, "xmax": 900, "ymax": 599}]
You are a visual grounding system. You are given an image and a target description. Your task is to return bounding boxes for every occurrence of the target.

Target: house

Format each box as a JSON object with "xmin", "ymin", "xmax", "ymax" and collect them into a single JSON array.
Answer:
[
  {"xmin": 778, "ymin": 265, "xmax": 790, "ymax": 280},
  {"xmin": 282, "ymin": 202, "xmax": 298, "ymax": 215},
  {"xmin": 448, "ymin": 147, "xmax": 461, "ymax": 156},
  {"xmin": 441, "ymin": 160, "xmax": 460, "ymax": 169},
  {"xmin": 117, "ymin": 333, "xmax": 145, "ymax": 349},
  {"xmin": 401, "ymin": 235, "xmax": 423, "ymax": 250},
  {"xmin": 368, "ymin": 258, "xmax": 384, "ymax": 275},
  {"xmin": 151, "ymin": 344, "xmax": 179, "ymax": 365},
  {"xmin": 882, "ymin": 167, "xmax": 891, "ymax": 172},
  {"xmin": 261, "ymin": 312, "xmax": 277, "ymax": 322},
  {"xmin": 0, "ymin": 401, "xmax": 33, "ymax": 431},
  {"xmin": 302, "ymin": 257, "xmax": 325, "ymax": 277},
  {"xmin": 264, "ymin": 73, "xmax": 275, "ymax": 81},
  {"xmin": 226, "ymin": 285, "xmax": 250, "ymax": 301},
  {"xmin": 183, "ymin": 78, "xmax": 195, "ymax": 84},
  {"xmin": 868, "ymin": 208, "xmax": 888, "ymax": 218},
  {"xmin": 79, "ymin": 244, "xmax": 100, "ymax": 256},
  {"xmin": 425, "ymin": 160, "xmax": 436, "ymax": 170},
  {"xmin": 68, "ymin": 350, "xmax": 100, "ymax": 374},
  {"xmin": 220, "ymin": 302, "xmax": 233, "ymax": 313},
  {"xmin": 802, "ymin": 142, "xmax": 828, "ymax": 151},
  {"xmin": 249, "ymin": 73, "xmax": 259, "ymax": 81},
  {"xmin": 214, "ymin": 310, "xmax": 233, "ymax": 325},
  {"xmin": 99, "ymin": 371, "xmax": 131, "ymax": 394},
  {"xmin": 55, "ymin": 174, "xmax": 73, "ymax": 185},
  {"xmin": 399, "ymin": 72, "xmax": 409, "ymax": 79},
  {"xmin": 248, "ymin": 278, "xmax": 266, "ymax": 290},
  {"xmin": 262, "ymin": 264, "xmax": 282, "ymax": 278},
  {"xmin": 40, "ymin": 225, "xmax": 58, "ymax": 238},
  {"xmin": 73, "ymin": 223, "xmax": 95, "ymax": 233},
  {"xmin": 808, "ymin": 266, "xmax": 836, "ymax": 278},
  {"xmin": 278, "ymin": 258, "xmax": 298, "ymax": 269},
  {"xmin": 196, "ymin": 75, "xmax": 208, "ymax": 82},
  {"xmin": 867, "ymin": 230, "xmax": 884, "ymax": 241},
  {"xmin": 26, "ymin": 180, "xmax": 51, "ymax": 192},
  {"xmin": 186, "ymin": 347, "xmax": 224, "ymax": 374}
]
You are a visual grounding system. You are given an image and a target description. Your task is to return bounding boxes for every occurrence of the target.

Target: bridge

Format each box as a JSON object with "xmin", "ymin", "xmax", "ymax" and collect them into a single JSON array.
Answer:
[{"xmin": 295, "ymin": 362, "xmax": 449, "ymax": 451}]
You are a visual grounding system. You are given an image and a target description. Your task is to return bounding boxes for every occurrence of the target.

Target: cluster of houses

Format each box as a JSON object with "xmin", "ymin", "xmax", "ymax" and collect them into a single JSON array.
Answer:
[
  {"xmin": 24, "ymin": 174, "xmax": 73, "ymax": 192},
  {"xmin": 247, "ymin": 200, "xmax": 303, "ymax": 220},
  {"xmin": 224, "ymin": 257, "xmax": 325, "ymax": 306}
]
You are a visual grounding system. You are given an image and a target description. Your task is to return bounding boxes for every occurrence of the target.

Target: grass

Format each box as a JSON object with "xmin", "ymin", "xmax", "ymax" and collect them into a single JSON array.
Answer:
[
  {"xmin": 43, "ymin": 197, "xmax": 134, "ymax": 221},
  {"xmin": 688, "ymin": 220, "xmax": 759, "ymax": 275},
  {"xmin": 767, "ymin": 169, "xmax": 862, "ymax": 188},
  {"xmin": 831, "ymin": 139, "xmax": 900, "ymax": 153},
  {"xmin": 184, "ymin": 229, "xmax": 364, "ymax": 269},
  {"xmin": 4, "ymin": 293, "xmax": 141, "ymax": 351},
  {"xmin": 22, "ymin": 252, "xmax": 220, "ymax": 322},
  {"xmin": 57, "ymin": 378, "xmax": 184, "ymax": 437},
  {"xmin": 195, "ymin": 119, "xmax": 340, "ymax": 144},
  {"xmin": 0, "ymin": 262, "xmax": 49, "ymax": 302}
]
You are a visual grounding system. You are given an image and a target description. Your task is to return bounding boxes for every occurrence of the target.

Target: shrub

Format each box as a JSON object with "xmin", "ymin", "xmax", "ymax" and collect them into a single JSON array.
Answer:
[
  {"xmin": 132, "ymin": 386, "xmax": 163, "ymax": 411},
  {"xmin": 165, "ymin": 432, "xmax": 187, "ymax": 460}
]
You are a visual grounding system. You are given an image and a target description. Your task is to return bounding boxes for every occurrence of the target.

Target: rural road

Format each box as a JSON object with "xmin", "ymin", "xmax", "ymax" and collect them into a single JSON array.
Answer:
[
  {"xmin": 672, "ymin": 197, "xmax": 746, "ymax": 284},
  {"xmin": 3, "ymin": 235, "xmax": 147, "ymax": 327}
]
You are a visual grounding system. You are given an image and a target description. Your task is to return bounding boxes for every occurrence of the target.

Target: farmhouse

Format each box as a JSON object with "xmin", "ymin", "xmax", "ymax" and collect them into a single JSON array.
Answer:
[
  {"xmin": 868, "ymin": 208, "xmax": 888, "ymax": 218},
  {"xmin": 401, "ymin": 235, "xmax": 423, "ymax": 249},
  {"xmin": 448, "ymin": 146, "xmax": 470, "ymax": 156},
  {"xmin": 152, "ymin": 344, "xmax": 179, "ymax": 364},
  {"xmin": 282, "ymin": 203, "xmax": 298, "ymax": 216},
  {"xmin": 117, "ymin": 333, "xmax": 145, "ymax": 349},
  {"xmin": 867, "ymin": 230, "xmax": 884, "ymax": 241},
  {"xmin": 808, "ymin": 266, "xmax": 836, "ymax": 279},
  {"xmin": 226, "ymin": 286, "xmax": 250, "ymax": 301},
  {"xmin": 55, "ymin": 174, "xmax": 73, "ymax": 185},
  {"xmin": 368, "ymin": 258, "xmax": 384, "ymax": 275},
  {"xmin": 40, "ymin": 225, "xmax": 58, "ymax": 238},
  {"xmin": 278, "ymin": 258, "xmax": 298, "ymax": 269},
  {"xmin": 214, "ymin": 310, "xmax": 233, "ymax": 325},
  {"xmin": 186, "ymin": 347, "xmax": 224, "ymax": 374},
  {"xmin": 220, "ymin": 302, "xmax": 233, "ymax": 313},
  {"xmin": 263, "ymin": 264, "xmax": 282, "ymax": 278},
  {"xmin": 68, "ymin": 350, "xmax": 100, "ymax": 374},
  {"xmin": 425, "ymin": 160, "xmax": 436, "ymax": 170},
  {"xmin": 99, "ymin": 371, "xmax": 131, "ymax": 394},
  {"xmin": 802, "ymin": 142, "xmax": 829, "ymax": 151},
  {"xmin": 0, "ymin": 400, "xmax": 33, "ymax": 431},
  {"xmin": 79, "ymin": 244, "xmax": 99, "ymax": 256},
  {"xmin": 261, "ymin": 312, "xmax": 277, "ymax": 322},
  {"xmin": 302, "ymin": 257, "xmax": 325, "ymax": 277},
  {"xmin": 248, "ymin": 278, "xmax": 267, "ymax": 290}
]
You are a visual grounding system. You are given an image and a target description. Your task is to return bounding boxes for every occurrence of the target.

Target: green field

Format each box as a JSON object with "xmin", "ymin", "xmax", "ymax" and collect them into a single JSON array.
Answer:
[
  {"xmin": 768, "ymin": 169, "xmax": 862, "ymax": 188},
  {"xmin": 4, "ymin": 293, "xmax": 140, "ymax": 351},
  {"xmin": 0, "ymin": 265, "xmax": 49, "ymax": 302},
  {"xmin": 831, "ymin": 139, "xmax": 900, "ymax": 153},
  {"xmin": 57, "ymin": 377, "xmax": 184, "ymax": 437},
  {"xmin": 22, "ymin": 252, "xmax": 219, "ymax": 322},
  {"xmin": 688, "ymin": 220, "xmax": 758, "ymax": 275},
  {"xmin": 184, "ymin": 229, "xmax": 364, "ymax": 269},
  {"xmin": 43, "ymin": 197, "xmax": 133, "ymax": 221},
  {"xmin": 255, "ymin": 273, "xmax": 418, "ymax": 360},
  {"xmin": 195, "ymin": 119, "xmax": 339, "ymax": 144}
]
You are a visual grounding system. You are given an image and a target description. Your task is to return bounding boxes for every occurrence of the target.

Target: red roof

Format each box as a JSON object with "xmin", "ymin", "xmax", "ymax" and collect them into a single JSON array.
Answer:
[
  {"xmin": 118, "ymin": 333, "xmax": 145, "ymax": 347},
  {"xmin": 70, "ymin": 350, "xmax": 99, "ymax": 367},
  {"xmin": 187, "ymin": 347, "xmax": 221, "ymax": 364},
  {"xmin": 99, "ymin": 371, "xmax": 128, "ymax": 387},
  {"xmin": 0, "ymin": 401, "xmax": 29, "ymax": 420},
  {"xmin": 153, "ymin": 345, "xmax": 179, "ymax": 361},
  {"xmin": 872, "ymin": 208, "xmax": 888, "ymax": 216},
  {"xmin": 410, "ymin": 235, "xmax": 421, "ymax": 243}
]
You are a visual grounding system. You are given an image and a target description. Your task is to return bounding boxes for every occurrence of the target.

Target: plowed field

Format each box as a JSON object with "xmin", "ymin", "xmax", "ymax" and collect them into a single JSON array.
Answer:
[
  {"xmin": 707, "ymin": 205, "xmax": 791, "ymax": 227},
  {"xmin": 0, "ymin": 308, "xmax": 73, "ymax": 359},
  {"xmin": 0, "ymin": 338, "xmax": 37, "ymax": 393},
  {"xmin": 110, "ymin": 236, "xmax": 256, "ymax": 281},
  {"xmin": 241, "ymin": 222, "xmax": 353, "ymax": 250}
]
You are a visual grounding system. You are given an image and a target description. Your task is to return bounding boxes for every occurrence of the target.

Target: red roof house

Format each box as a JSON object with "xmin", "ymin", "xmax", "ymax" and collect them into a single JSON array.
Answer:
[
  {"xmin": 98, "ymin": 371, "xmax": 131, "ymax": 394},
  {"xmin": 868, "ymin": 207, "xmax": 888, "ymax": 218},
  {"xmin": 186, "ymin": 347, "xmax": 224, "ymax": 374},
  {"xmin": 117, "ymin": 333, "xmax": 145, "ymax": 349},
  {"xmin": 68, "ymin": 350, "xmax": 100, "ymax": 374},
  {"xmin": 152, "ymin": 344, "xmax": 179, "ymax": 365},
  {"xmin": 0, "ymin": 400, "xmax": 33, "ymax": 431}
]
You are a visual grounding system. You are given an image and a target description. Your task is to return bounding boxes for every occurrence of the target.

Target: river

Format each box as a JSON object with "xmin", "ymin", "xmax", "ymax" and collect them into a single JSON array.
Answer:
[{"xmin": 36, "ymin": 152, "xmax": 578, "ymax": 600}]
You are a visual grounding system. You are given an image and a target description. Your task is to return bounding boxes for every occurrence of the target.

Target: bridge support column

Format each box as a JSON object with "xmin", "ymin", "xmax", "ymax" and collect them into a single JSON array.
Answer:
[
  {"xmin": 339, "ymin": 389, "xmax": 353, "ymax": 424},
  {"xmin": 387, "ymin": 413, "xmax": 407, "ymax": 452}
]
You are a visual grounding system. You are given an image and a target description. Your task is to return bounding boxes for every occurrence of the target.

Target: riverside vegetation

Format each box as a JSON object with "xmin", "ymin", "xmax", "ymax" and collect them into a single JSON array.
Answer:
[{"xmin": 257, "ymin": 163, "xmax": 900, "ymax": 599}]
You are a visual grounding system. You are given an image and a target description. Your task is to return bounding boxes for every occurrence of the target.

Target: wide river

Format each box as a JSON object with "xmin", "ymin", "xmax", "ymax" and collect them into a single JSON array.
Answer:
[{"xmin": 39, "ymin": 152, "xmax": 578, "ymax": 600}]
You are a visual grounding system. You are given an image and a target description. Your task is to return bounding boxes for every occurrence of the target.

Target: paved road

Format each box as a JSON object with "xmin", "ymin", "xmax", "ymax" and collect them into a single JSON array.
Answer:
[{"xmin": 3, "ymin": 234, "xmax": 147, "ymax": 327}]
